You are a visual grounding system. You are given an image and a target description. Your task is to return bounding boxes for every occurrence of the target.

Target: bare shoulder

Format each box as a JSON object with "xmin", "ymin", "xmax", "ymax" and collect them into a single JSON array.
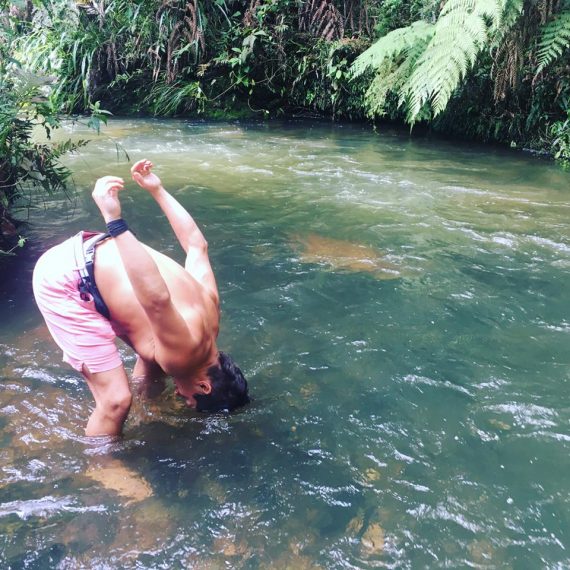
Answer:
[{"xmin": 148, "ymin": 245, "xmax": 219, "ymax": 316}]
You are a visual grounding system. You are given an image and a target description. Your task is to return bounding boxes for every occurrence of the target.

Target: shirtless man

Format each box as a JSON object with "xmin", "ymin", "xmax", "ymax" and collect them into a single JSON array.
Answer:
[{"xmin": 33, "ymin": 159, "xmax": 249, "ymax": 436}]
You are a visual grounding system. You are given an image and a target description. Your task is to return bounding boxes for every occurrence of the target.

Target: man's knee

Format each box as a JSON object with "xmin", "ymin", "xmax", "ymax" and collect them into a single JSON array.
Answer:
[{"xmin": 100, "ymin": 391, "xmax": 132, "ymax": 419}]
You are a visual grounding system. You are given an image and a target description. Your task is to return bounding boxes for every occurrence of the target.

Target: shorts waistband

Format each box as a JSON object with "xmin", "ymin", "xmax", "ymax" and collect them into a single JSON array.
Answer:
[{"xmin": 74, "ymin": 231, "xmax": 112, "ymax": 320}]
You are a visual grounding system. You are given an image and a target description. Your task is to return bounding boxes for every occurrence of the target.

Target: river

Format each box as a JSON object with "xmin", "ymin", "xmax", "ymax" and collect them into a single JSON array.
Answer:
[{"xmin": 1, "ymin": 119, "xmax": 569, "ymax": 568}]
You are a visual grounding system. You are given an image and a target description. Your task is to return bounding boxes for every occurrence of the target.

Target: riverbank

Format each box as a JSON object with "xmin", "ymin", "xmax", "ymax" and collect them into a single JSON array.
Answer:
[{"xmin": 6, "ymin": 0, "xmax": 568, "ymax": 168}]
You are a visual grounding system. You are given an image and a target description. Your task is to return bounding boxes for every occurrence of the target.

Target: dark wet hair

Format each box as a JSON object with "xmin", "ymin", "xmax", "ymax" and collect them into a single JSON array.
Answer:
[{"xmin": 194, "ymin": 351, "xmax": 250, "ymax": 412}]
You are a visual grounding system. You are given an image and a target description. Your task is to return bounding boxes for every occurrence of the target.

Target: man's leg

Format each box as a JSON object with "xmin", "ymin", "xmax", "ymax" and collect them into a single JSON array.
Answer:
[
  {"xmin": 33, "ymin": 233, "xmax": 131, "ymax": 436},
  {"xmin": 82, "ymin": 364, "xmax": 132, "ymax": 436}
]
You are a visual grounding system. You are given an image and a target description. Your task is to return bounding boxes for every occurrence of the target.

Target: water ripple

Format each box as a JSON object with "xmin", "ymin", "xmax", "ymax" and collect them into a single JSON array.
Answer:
[{"xmin": 0, "ymin": 496, "xmax": 106, "ymax": 520}]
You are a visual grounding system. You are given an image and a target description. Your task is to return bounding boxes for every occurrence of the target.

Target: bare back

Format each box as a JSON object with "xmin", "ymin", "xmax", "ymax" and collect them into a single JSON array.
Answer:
[{"xmin": 93, "ymin": 239, "xmax": 219, "ymax": 372}]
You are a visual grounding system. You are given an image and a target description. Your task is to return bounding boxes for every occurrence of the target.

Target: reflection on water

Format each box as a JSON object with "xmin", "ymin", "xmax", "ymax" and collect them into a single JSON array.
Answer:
[{"xmin": 1, "ymin": 119, "xmax": 569, "ymax": 568}]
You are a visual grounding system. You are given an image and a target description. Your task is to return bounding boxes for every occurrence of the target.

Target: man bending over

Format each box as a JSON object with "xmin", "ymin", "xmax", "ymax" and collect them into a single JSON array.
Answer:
[{"xmin": 33, "ymin": 160, "xmax": 249, "ymax": 436}]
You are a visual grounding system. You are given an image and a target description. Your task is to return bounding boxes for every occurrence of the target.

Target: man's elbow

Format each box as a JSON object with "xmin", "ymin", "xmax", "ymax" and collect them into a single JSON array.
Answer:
[{"xmin": 185, "ymin": 232, "xmax": 208, "ymax": 254}]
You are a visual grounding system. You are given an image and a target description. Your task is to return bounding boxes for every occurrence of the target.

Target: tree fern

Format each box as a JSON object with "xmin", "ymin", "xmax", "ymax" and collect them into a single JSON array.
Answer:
[
  {"xmin": 362, "ymin": 55, "xmax": 419, "ymax": 117},
  {"xmin": 350, "ymin": 21, "xmax": 434, "ymax": 117},
  {"xmin": 404, "ymin": 0, "xmax": 525, "ymax": 120},
  {"xmin": 535, "ymin": 3, "xmax": 570, "ymax": 76},
  {"xmin": 402, "ymin": 6, "xmax": 488, "ymax": 119},
  {"xmin": 351, "ymin": 0, "xmax": 524, "ymax": 122},
  {"xmin": 498, "ymin": 0, "xmax": 525, "ymax": 30},
  {"xmin": 351, "ymin": 21, "xmax": 434, "ymax": 79}
]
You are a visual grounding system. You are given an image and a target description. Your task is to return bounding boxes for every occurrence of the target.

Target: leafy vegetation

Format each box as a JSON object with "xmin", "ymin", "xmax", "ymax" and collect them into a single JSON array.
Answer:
[
  {"xmin": 536, "ymin": 1, "xmax": 570, "ymax": 76},
  {"xmin": 550, "ymin": 109, "xmax": 570, "ymax": 164},
  {"xmin": 351, "ymin": 0, "xmax": 569, "ymax": 152},
  {"xmin": 0, "ymin": 2, "xmax": 115, "ymax": 253}
]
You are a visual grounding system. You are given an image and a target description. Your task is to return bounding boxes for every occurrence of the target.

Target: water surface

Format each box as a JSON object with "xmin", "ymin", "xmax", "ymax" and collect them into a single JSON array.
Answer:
[{"xmin": 1, "ymin": 119, "xmax": 569, "ymax": 568}]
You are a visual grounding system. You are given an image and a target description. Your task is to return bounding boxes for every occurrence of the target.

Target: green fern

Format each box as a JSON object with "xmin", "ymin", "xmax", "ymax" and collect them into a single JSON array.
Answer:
[
  {"xmin": 143, "ymin": 79, "xmax": 205, "ymax": 115},
  {"xmin": 351, "ymin": 21, "xmax": 434, "ymax": 117},
  {"xmin": 351, "ymin": 21, "xmax": 435, "ymax": 79},
  {"xmin": 362, "ymin": 56, "xmax": 418, "ymax": 117},
  {"xmin": 535, "ymin": 4, "xmax": 570, "ymax": 75},
  {"xmin": 402, "ymin": 8, "xmax": 487, "ymax": 119},
  {"xmin": 441, "ymin": 0, "xmax": 502, "ymax": 31},
  {"xmin": 403, "ymin": 0, "xmax": 524, "ymax": 120},
  {"xmin": 499, "ymin": 0, "xmax": 525, "ymax": 30},
  {"xmin": 351, "ymin": 0, "xmax": 524, "ymax": 122}
]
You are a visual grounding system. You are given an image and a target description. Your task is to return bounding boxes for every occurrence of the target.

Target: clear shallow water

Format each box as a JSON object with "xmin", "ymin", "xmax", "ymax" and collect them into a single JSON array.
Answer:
[{"xmin": 1, "ymin": 119, "xmax": 569, "ymax": 568}]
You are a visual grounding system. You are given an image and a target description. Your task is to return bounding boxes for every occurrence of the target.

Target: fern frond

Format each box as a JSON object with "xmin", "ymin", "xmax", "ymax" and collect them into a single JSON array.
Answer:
[
  {"xmin": 364, "ymin": 64, "xmax": 406, "ymax": 116},
  {"xmin": 363, "ymin": 42, "xmax": 426, "ymax": 116},
  {"xmin": 350, "ymin": 21, "xmax": 434, "ymax": 78},
  {"xmin": 441, "ymin": 0, "xmax": 522, "ymax": 31},
  {"xmin": 403, "ymin": 7, "xmax": 488, "ymax": 120},
  {"xmin": 535, "ymin": 8, "xmax": 570, "ymax": 75},
  {"xmin": 355, "ymin": 0, "xmax": 525, "ymax": 122},
  {"xmin": 500, "ymin": 0, "xmax": 524, "ymax": 30}
]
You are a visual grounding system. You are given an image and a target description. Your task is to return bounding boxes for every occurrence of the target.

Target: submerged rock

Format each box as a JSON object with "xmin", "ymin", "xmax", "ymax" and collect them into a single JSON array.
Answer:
[
  {"xmin": 197, "ymin": 476, "xmax": 227, "ymax": 504},
  {"xmin": 346, "ymin": 511, "xmax": 364, "ymax": 536},
  {"xmin": 212, "ymin": 535, "xmax": 250, "ymax": 557},
  {"xmin": 261, "ymin": 551, "xmax": 321, "ymax": 569},
  {"xmin": 468, "ymin": 539, "xmax": 496, "ymax": 565},
  {"xmin": 85, "ymin": 459, "xmax": 153, "ymax": 504},
  {"xmin": 364, "ymin": 468, "xmax": 381, "ymax": 482},
  {"xmin": 488, "ymin": 418, "xmax": 512, "ymax": 431},
  {"xmin": 108, "ymin": 498, "xmax": 175, "ymax": 562},
  {"xmin": 291, "ymin": 234, "xmax": 402, "ymax": 280},
  {"xmin": 361, "ymin": 522, "xmax": 385, "ymax": 555}
]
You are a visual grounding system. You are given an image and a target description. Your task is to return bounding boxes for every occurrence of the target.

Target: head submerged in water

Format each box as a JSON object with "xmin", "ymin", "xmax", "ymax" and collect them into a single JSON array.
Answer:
[{"xmin": 194, "ymin": 351, "xmax": 250, "ymax": 412}]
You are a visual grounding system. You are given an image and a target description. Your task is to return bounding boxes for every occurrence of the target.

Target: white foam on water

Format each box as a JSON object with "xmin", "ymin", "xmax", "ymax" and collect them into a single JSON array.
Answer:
[
  {"xmin": 527, "ymin": 236, "xmax": 570, "ymax": 254},
  {"xmin": 492, "ymin": 235, "xmax": 516, "ymax": 247},
  {"xmin": 488, "ymin": 403, "xmax": 558, "ymax": 429},
  {"xmin": 441, "ymin": 185, "xmax": 489, "ymax": 196},
  {"xmin": 234, "ymin": 165, "xmax": 274, "ymax": 176},
  {"xmin": 0, "ymin": 496, "xmax": 106, "ymax": 520},
  {"xmin": 401, "ymin": 374, "xmax": 473, "ymax": 397}
]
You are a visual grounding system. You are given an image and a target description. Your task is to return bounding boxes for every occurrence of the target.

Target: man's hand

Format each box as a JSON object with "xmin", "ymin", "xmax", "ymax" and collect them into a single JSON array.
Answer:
[
  {"xmin": 92, "ymin": 176, "xmax": 125, "ymax": 223},
  {"xmin": 131, "ymin": 159, "xmax": 162, "ymax": 193}
]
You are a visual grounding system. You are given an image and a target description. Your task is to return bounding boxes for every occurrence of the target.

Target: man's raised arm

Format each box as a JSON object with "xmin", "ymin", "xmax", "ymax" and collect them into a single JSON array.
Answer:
[
  {"xmin": 131, "ymin": 159, "xmax": 207, "ymax": 254},
  {"xmin": 91, "ymin": 176, "xmax": 195, "ymax": 368},
  {"xmin": 130, "ymin": 160, "xmax": 218, "ymax": 300}
]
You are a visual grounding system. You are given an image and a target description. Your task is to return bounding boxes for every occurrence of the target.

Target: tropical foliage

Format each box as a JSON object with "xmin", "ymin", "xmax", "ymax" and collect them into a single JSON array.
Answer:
[
  {"xmin": 0, "ymin": 3, "xmax": 111, "ymax": 252},
  {"xmin": 351, "ymin": 0, "xmax": 569, "ymax": 148},
  {"xmin": 550, "ymin": 109, "xmax": 570, "ymax": 163},
  {"xmin": 1, "ymin": 0, "xmax": 567, "ymax": 252},
  {"xmin": 11, "ymin": 0, "xmax": 371, "ymax": 120},
  {"xmin": 536, "ymin": 0, "xmax": 570, "ymax": 75}
]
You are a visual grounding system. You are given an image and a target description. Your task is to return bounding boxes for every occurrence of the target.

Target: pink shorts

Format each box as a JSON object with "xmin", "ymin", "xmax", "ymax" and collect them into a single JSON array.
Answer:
[{"xmin": 32, "ymin": 234, "xmax": 122, "ymax": 374}]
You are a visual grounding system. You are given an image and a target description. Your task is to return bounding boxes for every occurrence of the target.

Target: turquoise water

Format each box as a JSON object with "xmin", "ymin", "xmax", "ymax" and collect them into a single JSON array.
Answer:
[{"xmin": 1, "ymin": 119, "xmax": 569, "ymax": 568}]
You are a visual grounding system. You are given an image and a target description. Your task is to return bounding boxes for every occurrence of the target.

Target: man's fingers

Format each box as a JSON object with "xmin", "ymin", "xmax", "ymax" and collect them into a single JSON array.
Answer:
[
  {"xmin": 131, "ymin": 159, "xmax": 153, "ymax": 176},
  {"xmin": 108, "ymin": 183, "xmax": 124, "ymax": 194},
  {"xmin": 104, "ymin": 183, "xmax": 124, "ymax": 193},
  {"xmin": 131, "ymin": 159, "xmax": 147, "ymax": 173},
  {"xmin": 92, "ymin": 176, "xmax": 124, "ymax": 197}
]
